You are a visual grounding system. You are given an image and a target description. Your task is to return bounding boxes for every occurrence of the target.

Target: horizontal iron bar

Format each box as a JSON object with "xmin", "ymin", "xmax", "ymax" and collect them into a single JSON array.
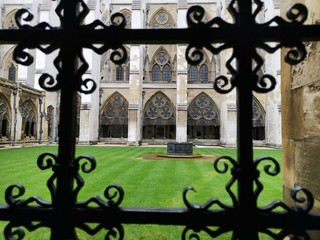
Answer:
[
  {"xmin": 1, "ymin": 205, "xmax": 320, "ymax": 230},
  {"xmin": 1, "ymin": 25, "xmax": 320, "ymax": 45}
]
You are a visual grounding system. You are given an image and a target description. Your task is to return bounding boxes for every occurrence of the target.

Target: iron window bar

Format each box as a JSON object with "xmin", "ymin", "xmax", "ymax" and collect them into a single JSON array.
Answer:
[{"xmin": 0, "ymin": 0, "xmax": 320, "ymax": 239}]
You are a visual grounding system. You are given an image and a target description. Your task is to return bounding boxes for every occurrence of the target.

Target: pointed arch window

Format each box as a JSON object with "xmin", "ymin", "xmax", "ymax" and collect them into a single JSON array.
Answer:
[
  {"xmin": 0, "ymin": 96, "xmax": 10, "ymax": 138},
  {"xmin": 8, "ymin": 63, "xmax": 17, "ymax": 81},
  {"xmin": 143, "ymin": 92, "xmax": 175, "ymax": 139},
  {"xmin": 252, "ymin": 97, "xmax": 265, "ymax": 140},
  {"xmin": 163, "ymin": 64, "xmax": 172, "ymax": 82},
  {"xmin": 188, "ymin": 63, "xmax": 209, "ymax": 83},
  {"xmin": 100, "ymin": 92, "xmax": 128, "ymax": 139},
  {"xmin": 188, "ymin": 65, "xmax": 198, "ymax": 82},
  {"xmin": 151, "ymin": 48, "xmax": 172, "ymax": 82},
  {"xmin": 3, "ymin": 10, "xmax": 18, "ymax": 30},
  {"xmin": 112, "ymin": 48, "xmax": 130, "ymax": 82},
  {"xmin": 200, "ymin": 64, "xmax": 208, "ymax": 82},
  {"xmin": 152, "ymin": 65, "xmax": 161, "ymax": 81},
  {"xmin": 19, "ymin": 100, "xmax": 36, "ymax": 138},
  {"xmin": 149, "ymin": 8, "xmax": 175, "ymax": 29},
  {"xmin": 187, "ymin": 93, "xmax": 220, "ymax": 139}
]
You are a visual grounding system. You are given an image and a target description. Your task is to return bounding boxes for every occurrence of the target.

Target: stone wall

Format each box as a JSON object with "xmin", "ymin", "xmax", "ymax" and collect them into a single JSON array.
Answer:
[{"xmin": 281, "ymin": 0, "xmax": 320, "ymax": 219}]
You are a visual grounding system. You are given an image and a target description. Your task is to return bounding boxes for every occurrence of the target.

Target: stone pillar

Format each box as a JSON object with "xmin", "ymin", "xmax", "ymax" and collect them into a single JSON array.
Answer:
[
  {"xmin": 281, "ymin": 3, "xmax": 320, "ymax": 238},
  {"xmin": 79, "ymin": 0, "xmax": 101, "ymax": 144},
  {"xmin": 127, "ymin": 1, "xmax": 143, "ymax": 146},
  {"xmin": 176, "ymin": 1, "xmax": 188, "ymax": 143},
  {"xmin": 220, "ymin": 100, "xmax": 237, "ymax": 147},
  {"xmin": 79, "ymin": 104, "xmax": 90, "ymax": 144}
]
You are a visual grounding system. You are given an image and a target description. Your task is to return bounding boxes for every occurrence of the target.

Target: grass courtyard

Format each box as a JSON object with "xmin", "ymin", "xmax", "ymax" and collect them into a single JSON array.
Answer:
[{"xmin": 0, "ymin": 145, "xmax": 282, "ymax": 239}]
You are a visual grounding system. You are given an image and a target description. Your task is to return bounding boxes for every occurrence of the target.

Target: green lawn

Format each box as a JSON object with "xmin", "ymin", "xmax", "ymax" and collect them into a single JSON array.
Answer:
[{"xmin": 0, "ymin": 145, "xmax": 282, "ymax": 239}]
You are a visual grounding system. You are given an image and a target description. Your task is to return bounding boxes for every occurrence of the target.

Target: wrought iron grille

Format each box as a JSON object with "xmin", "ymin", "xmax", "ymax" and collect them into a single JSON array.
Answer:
[{"xmin": 1, "ymin": 0, "xmax": 320, "ymax": 239}]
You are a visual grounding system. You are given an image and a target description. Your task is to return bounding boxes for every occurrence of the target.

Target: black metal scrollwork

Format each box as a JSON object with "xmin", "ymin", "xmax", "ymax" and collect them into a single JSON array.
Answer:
[
  {"xmin": 253, "ymin": 156, "xmax": 280, "ymax": 201},
  {"xmin": 77, "ymin": 223, "xmax": 124, "ymax": 240},
  {"xmin": 182, "ymin": 226, "xmax": 230, "ymax": 240},
  {"xmin": 260, "ymin": 3, "xmax": 308, "ymax": 65},
  {"xmin": 4, "ymin": 221, "xmax": 45, "ymax": 240},
  {"xmin": 84, "ymin": 13, "xmax": 128, "ymax": 66},
  {"xmin": 187, "ymin": 1, "xmax": 310, "ymax": 94},
  {"xmin": 77, "ymin": 184, "xmax": 124, "ymax": 208},
  {"xmin": 183, "ymin": 156, "xmax": 239, "ymax": 211},
  {"xmin": 4, "ymin": 152, "xmax": 60, "ymax": 208}
]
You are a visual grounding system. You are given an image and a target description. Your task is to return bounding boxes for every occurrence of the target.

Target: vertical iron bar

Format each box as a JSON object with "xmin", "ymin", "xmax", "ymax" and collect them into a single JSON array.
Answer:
[
  {"xmin": 51, "ymin": 0, "xmax": 79, "ymax": 239},
  {"xmin": 236, "ymin": 1, "xmax": 258, "ymax": 239}
]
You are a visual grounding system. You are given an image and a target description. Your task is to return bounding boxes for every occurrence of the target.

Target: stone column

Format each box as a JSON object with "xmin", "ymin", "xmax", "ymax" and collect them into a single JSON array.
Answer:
[
  {"xmin": 127, "ymin": 1, "xmax": 143, "ymax": 146},
  {"xmin": 223, "ymin": 102, "xmax": 237, "ymax": 147},
  {"xmin": 79, "ymin": 0, "xmax": 101, "ymax": 144},
  {"xmin": 281, "ymin": 3, "xmax": 320, "ymax": 238},
  {"xmin": 176, "ymin": 1, "xmax": 188, "ymax": 143}
]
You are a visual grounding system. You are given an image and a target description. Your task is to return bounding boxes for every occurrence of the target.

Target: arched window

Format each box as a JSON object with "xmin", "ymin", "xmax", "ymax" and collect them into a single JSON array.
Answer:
[
  {"xmin": 162, "ymin": 65, "xmax": 172, "ymax": 82},
  {"xmin": 252, "ymin": 97, "xmax": 265, "ymax": 140},
  {"xmin": 200, "ymin": 64, "xmax": 208, "ymax": 82},
  {"xmin": 19, "ymin": 100, "xmax": 36, "ymax": 138},
  {"xmin": 111, "ymin": 47, "xmax": 130, "ymax": 82},
  {"xmin": 188, "ymin": 63, "xmax": 209, "ymax": 83},
  {"xmin": 151, "ymin": 47, "xmax": 172, "ymax": 82},
  {"xmin": 120, "ymin": 9, "xmax": 132, "ymax": 29},
  {"xmin": 3, "ymin": 10, "xmax": 18, "ymax": 30},
  {"xmin": 8, "ymin": 63, "xmax": 16, "ymax": 81},
  {"xmin": 100, "ymin": 92, "xmax": 128, "ymax": 139},
  {"xmin": 149, "ymin": 8, "xmax": 175, "ymax": 29},
  {"xmin": 0, "ymin": 95, "xmax": 10, "ymax": 138},
  {"xmin": 152, "ymin": 65, "xmax": 161, "ymax": 81},
  {"xmin": 188, "ymin": 66, "xmax": 198, "ymax": 82},
  {"xmin": 187, "ymin": 45, "xmax": 213, "ymax": 83},
  {"xmin": 187, "ymin": 92, "xmax": 220, "ymax": 140},
  {"xmin": 143, "ymin": 92, "xmax": 175, "ymax": 139}
]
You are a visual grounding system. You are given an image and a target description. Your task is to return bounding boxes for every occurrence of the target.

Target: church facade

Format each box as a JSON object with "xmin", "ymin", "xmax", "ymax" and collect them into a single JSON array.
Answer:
[{"xmin": 0, "ymin": 0, "xmax": 281, "ymax": 147}]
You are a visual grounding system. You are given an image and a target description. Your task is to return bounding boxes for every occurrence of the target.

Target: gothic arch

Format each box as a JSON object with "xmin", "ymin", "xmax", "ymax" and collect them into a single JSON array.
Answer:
[
  {"xmin": 19, "ymin": 99, "xmax": 37, "ymax": 138},
  {"xmin": 143, "ymin": 91, "xmax": 175, "ymax": 139},
  {"xmin": 1, "ymin": 47, "xmax": 18, "ymax": 81},
  {"xmin": 188, "ymin": 49, "xmax": 211, "ymax": 83},
  {"xmin": 149, "ymin": 7, "xmax": 175, "ymax": 29},
  {"xmin": 100, "ymin": 92, "xmax": 128, "ymax": 138},
  {"xmin": 151, "ymin": 46, "xmax": 173, "ymax": 82},
  {"xmin": 2, "ymin": 9, "xmax": 19, "ymax": 29},
  {"xmin": 0, "ymin": 94, "xmax": 11, "ymax": 138},
  {"xmin": 120, "ymin": 9, "xmax": 131, "ymax": 29},
  {"xmin": 187, "ymin": 92, "xmax": 220, "ymax": 139},
  {"xmin": 111, "ymin": 46, "xmax": 130, "ymax": 82},
  {"xmin": 252, "ymin": 96, "xmax": 265, "ymax": 140}
]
